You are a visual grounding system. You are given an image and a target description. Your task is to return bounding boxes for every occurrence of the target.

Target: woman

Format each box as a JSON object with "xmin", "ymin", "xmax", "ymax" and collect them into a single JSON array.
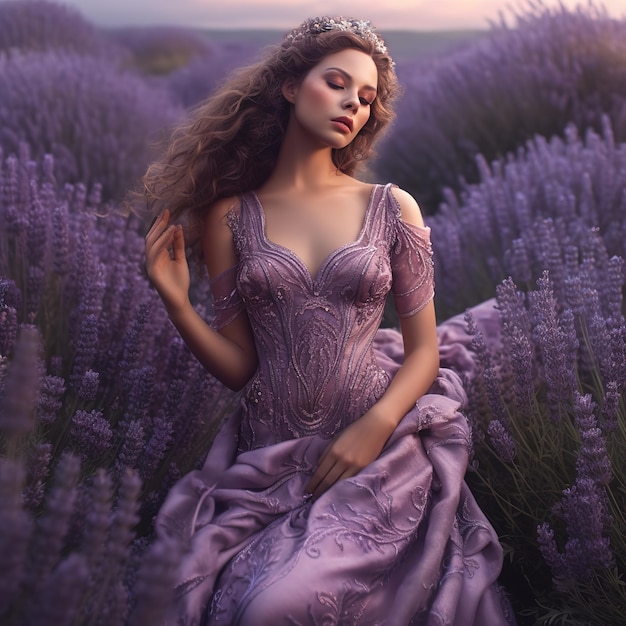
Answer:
[{"xmin": 144, "ymin": 17, "xmax": 513, "ymax": 625}]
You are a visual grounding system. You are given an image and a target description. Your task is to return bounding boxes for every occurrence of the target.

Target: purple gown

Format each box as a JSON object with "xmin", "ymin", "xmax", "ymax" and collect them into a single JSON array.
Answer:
[{"xmin": 156, "ymin": 183, "xmax": 514, "ymax": 625}]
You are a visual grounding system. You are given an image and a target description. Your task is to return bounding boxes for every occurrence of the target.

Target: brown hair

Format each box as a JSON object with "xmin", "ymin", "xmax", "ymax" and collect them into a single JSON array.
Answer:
[{"xmin": 141, "ymin": 23, "xmax": 399, "ymax": 251}]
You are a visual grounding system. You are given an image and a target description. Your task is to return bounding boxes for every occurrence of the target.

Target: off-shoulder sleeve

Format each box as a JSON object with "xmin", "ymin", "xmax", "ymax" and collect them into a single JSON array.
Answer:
[
  {"xmin": 391, "ymin": 219, "xmax": 435, "ymax": 318},
  {"xmin": 209, "ymin": 264, "xmax": 245, "ymax": 330}
]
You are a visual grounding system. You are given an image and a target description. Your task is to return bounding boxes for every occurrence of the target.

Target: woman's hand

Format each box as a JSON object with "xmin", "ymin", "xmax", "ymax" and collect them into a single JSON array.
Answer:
[
  {"xmin": 144, "ymin": 209, "xmax": 190, "ymax": 312},
  {"xmin": 304, "ymin": 410, "xmax": 396, "ymax": 500}
]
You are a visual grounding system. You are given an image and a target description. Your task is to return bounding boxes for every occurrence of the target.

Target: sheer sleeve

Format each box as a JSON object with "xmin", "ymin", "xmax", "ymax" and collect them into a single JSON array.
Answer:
[
  {"xmin": 209, "ymin": 264, "xmax": 245, "ymax": 330},
  {"xmin": 391, "ymin": 219, "xmax": 435, "ymax": 318}
]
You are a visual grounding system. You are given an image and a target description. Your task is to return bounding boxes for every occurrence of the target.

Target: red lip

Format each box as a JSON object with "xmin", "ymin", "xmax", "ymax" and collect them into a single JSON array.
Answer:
[{"xmin": 331, "ymin": 116, "xmax": 353, "ymax": 132}]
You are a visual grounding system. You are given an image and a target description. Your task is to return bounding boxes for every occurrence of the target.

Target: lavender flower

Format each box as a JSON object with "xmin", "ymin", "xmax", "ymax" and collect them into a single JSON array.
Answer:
[
  {"xmin": 573, "ymin": 392, "xmax": 612, "ymax": 486},
  {"xmin": 25, "ymin": 453, "xmax": 80, "ymax": 591},
  {"xmin": 69, "ymin": 409, "xmax": 113, "ymax": 463},
  {"xmin": 51, "ymin": 202, "xmax": 70, "ymax": 276},
  {"xmin": 35, "ymin": 374, "xmax": 65, "ymax": 426},
  {"xmin": 77, "ymin": 368, "xmax": 99, "ymax": 401},
  {"xmin": 0, "ymin": 458, "xmax": 33, "ymax": 614},
  {"xmin": 140, "ymin": 410, "xmax": 174, "ymax": 480},
  {"xmin": 529, "ymin": 273, "xmax": 577, "ymax": 420},
  {"xmin": 539, "ymin": 477, "xmax": 613, "ymax": 589},
  {"xmin": 22, "ymin": 441, "xmax": 53, "ymax": 511},
  {"xmin": 0, "ymin": 324, "xmax": 44, "ymax": 437},
  {"xmin": 600, "ymin": 381, "xmax": 621, "ymax": 432},
  {"xmin": 81, "ymin": 469, "xmax": 113, "ymax": 571},
  {"xmin": 69, "ymin": 314, "xmax": 99, "ymax": 390},
  {"xmin": 487, "ymin": 419, "xmax": 516, "ymax": 462},
  {"xmin": 23, "ymin": 554, "xmax": 90, "ymax": 626},
  {"xmin": 114, "ymin": 419, "xmax": 145, "ymax": 476},
  {"xmin": 0, "ymin": 303, "xmax": 18, "ymax": 358},
  {"xmin": 127, "ymin": 537, "xmax": 181, "ymax": 626},
  {"xmin": 97, "ymin": 468, "xmax": 141, "ymax": 588}
]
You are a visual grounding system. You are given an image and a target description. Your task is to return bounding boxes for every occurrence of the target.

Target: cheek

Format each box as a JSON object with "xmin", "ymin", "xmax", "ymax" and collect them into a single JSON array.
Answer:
[{"xmin": 304, "ymin": 82, "xmax": 333, "ymax": 108}]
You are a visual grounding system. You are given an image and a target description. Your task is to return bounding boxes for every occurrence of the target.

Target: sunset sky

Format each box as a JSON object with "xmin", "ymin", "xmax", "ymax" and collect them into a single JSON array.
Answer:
[{"xmin": 42, "ymin": 0, "xmax": 626, "ymax": 30}]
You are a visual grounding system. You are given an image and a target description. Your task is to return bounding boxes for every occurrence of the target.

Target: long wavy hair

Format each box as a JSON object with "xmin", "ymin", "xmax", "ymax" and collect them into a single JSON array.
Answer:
[{"xmin": 141, "ymin": 22, "xmax": 399, "ymax": 252}]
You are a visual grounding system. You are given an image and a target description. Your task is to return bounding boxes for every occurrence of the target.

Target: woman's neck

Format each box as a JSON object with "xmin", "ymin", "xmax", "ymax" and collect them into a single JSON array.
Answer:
[{"xmin": 264, "ymin": 119, "xmax": 345, "ymax": 193}]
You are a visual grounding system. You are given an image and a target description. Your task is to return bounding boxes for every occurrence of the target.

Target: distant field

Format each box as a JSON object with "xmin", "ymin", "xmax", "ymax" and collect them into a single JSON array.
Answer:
[{"xmin": 203, "ymin": 29, "xmax": 488, "ymax": 62}]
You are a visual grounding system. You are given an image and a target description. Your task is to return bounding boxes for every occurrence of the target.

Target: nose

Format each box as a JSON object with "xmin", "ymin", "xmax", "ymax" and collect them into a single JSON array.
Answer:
[{"xmin": 342, "ymin": 91, "xmax": 359, "ymax": 111}]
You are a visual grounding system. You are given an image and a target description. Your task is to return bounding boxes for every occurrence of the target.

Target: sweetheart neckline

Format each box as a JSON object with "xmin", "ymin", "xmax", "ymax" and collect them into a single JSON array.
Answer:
[{"xmin": 248, "ymin": 184, "xmax": 380, "ymax": 286}]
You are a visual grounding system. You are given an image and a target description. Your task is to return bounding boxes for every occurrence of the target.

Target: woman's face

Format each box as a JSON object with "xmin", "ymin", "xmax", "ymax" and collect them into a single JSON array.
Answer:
[{"xmin": 283, "ymin": 48, "xmax": 378, "ymax": 149}]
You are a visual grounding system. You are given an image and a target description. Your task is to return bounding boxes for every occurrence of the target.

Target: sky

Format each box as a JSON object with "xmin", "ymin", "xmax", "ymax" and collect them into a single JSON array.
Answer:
[{"xmin": 46, "ymin": 0, "xmax": 626, "ymax": 30}]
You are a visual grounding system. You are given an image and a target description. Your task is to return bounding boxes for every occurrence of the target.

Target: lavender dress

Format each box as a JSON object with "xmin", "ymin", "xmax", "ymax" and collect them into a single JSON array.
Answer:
[{"xmin": 156, "ymin": 183, "xmax": 514, "ymax": 625}]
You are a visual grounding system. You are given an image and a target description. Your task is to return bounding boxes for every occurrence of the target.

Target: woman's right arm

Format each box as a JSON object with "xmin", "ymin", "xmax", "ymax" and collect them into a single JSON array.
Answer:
[{"xmin": 144, "ymin": 199, "xmax": 257, "ymax": 390}]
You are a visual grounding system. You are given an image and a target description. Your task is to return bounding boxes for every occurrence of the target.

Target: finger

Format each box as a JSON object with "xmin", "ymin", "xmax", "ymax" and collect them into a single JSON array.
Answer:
[
  {"xmin": 304, "ymin": 447, "xmax": 335, "ymax": 495},
  {"xmin": 145, "ymin": 225, "xmax": 177, "ymax": 265},
  {"xmin": 145, "ymin": 209, "xmax": 169, "ymax": 243},
  {"xmin": 171, "ymin": 225, "xmax": 186, "ymax": 262},
  {"xmin": 311, "ymin": 463, "xmax": 347, "ymax": 499}
]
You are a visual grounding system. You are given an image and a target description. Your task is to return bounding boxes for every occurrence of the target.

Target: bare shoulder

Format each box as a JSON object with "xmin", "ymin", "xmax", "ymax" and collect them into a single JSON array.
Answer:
[
  {"xmin": 201, "ymin": 195, "xmax": 240, "ymax": 275},
  {"xmin": 203, "ymin": 195, "xmax": 240, "ymax": 230},
  {"xmin": 389, "ymin": 186, "xmax": 426, "ymax": 228}
]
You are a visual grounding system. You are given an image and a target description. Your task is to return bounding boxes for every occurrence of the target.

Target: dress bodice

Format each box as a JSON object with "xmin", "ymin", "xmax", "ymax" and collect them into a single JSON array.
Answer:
[{"xmin": 211, "ymin": 183, "xmax": 434, "ymax": 449}]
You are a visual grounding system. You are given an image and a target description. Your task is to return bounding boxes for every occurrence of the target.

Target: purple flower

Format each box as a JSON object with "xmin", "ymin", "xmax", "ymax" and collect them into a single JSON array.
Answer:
[
  {"xmin": 25, "ymin": 453, "xmax": 80, "ymax": 591},
  {"xmin": 69, "ymin": 314, "xmax": 99, "ymax": 390},
  {"xmin": 0, "ymin": 304, "xmax": 18, "ymax": 357},
  {"xmin": 603, "ymin": 256, "xmax": 624, "ymax": 319},
  {"xmin": 114, "ymin": 419, "xmax": 145, "ymax": 476},
  {"xmin": 505, "ymin": 238, "xmax": 532, "ymax": 285},
  {"xmin": 22, "ymin": 441, "xmax": 53, "ymax": 511},
  {"xmin": 98, "ymin": 468, "xmax": 140, "ymax": 583},
  {"xmin": 118, "ymin": 364, "xmax": 155, "ymax": 434},
  {"xmin": 0, "ymin": 324, "xmax": 44, "ymax": 437},
  {"xmin": 69, "ymin": 409, "xmax": 113, "ymax": 463},
  {"xmin": 530, "ymin": 272, "xmax": 576, "ymax": 420},
  {"xmin": 81, "ymin": 469, "xmax": 113, "ymax": 571},
  {"xmin": 127, "ymin": 537, "xmax": 181, "ymax": 626},
  {"xmin": 140, "ymin": 411, "xmax": 174, "ymax": 480},
  {"xmin": 0, "ymin": 458, "xmax": 34, "ymax": 614},
  {"xmin": 77, "ymin": 368, "xmax": 99, "ymax": 401},
  {"xmin": 573, "ymin": 392, "xmax": 612, "ymax": 486},
  {"xmin": 600, "ymin": 381, "xmax": 621, "ymax": 432},
  {"xmin": 51, "ymin": 202, "xmax": 70, "ymax": 276},
  {"xmin": 23, "ymin": 553, "xmax": 90, "ymax": 626},
  {"xmin": 538, "ymin": 476, "xmax": 614, "ymax": 589},
  {"xmin": 487, "ymin": 419, "xmax": 516, "ymax": 462},
  {"xmin": 35, "ymin": 374, "xmax": 66, "ymax": 426}
]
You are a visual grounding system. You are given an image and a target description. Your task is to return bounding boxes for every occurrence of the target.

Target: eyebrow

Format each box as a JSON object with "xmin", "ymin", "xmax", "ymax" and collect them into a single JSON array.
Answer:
[{"xmin": 324, "ymin": 67, "xmax": 377, "ymax": 94}]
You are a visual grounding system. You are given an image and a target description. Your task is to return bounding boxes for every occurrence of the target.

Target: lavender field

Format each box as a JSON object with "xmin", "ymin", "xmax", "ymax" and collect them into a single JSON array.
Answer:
[{"xmin": 0, "ymin": 1, "xmax": 625, "ymax": 624}]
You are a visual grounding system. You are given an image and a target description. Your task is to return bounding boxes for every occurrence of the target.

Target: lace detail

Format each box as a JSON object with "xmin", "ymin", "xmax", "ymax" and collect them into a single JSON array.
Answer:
[{"xmin": 223, "ymin": 185, "xmax": 400, "ymax": 447}]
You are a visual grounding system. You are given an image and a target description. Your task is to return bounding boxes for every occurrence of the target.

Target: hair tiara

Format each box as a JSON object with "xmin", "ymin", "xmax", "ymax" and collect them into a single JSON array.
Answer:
[{"xmin": 284, "ymin": 17, "xmax": 390, "ymax": 57}]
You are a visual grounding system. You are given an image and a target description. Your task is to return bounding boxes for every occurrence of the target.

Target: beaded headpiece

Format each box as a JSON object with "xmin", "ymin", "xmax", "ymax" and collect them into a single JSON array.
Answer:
[{"xmin": 284, "ymin": 17, "xmax": 390, "ymax": 57}]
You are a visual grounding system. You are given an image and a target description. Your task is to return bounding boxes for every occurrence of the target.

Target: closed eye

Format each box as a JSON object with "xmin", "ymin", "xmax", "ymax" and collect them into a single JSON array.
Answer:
[{"xmin": 327, "ymin": 81, "xmax": 344, "ymax": 90}]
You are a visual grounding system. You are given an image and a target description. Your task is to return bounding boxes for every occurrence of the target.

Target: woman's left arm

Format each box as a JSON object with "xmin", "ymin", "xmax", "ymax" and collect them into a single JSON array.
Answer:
[{"xmin": 306, "ymin": 189, "xmax": 439, "ymax": 498}]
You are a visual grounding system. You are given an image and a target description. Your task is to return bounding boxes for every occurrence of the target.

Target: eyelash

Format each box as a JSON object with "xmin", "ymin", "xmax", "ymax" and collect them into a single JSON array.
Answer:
[{"xmin": 326, "ymin": 81, "xmax": 372, "ymax": 106}]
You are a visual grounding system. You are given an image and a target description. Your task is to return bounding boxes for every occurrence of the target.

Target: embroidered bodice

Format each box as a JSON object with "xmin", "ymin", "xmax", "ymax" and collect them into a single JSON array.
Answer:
[{"xmin": 210, "ymin": 183, "xmax": 434, "ymax": 450}]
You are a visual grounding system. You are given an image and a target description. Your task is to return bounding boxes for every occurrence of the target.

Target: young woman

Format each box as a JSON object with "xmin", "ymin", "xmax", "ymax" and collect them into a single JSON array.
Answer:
[{"xmin": 144, "ymin": 17, "xmax": 513, "ymax": 626}]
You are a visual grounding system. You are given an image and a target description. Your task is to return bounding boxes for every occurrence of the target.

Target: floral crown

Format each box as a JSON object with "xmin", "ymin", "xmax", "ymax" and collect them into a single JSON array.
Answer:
[{"xmin": 284, "ymin": 17, "xmax": 390, "ymax": 57}]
